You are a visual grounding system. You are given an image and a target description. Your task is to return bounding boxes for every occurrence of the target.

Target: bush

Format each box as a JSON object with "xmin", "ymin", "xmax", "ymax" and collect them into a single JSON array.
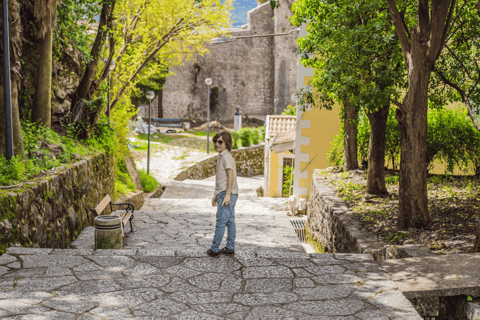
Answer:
[
  {"xmin": 281, "ymin": 104, "xmax": 297, "ymax": 116},
  {"xmin": 258, "ymin": 126, "xmax": 266, "ymax": 141},
  {"xmin": 252, "ymin": 129, "xmax": 260, "ymax": 145},
  {"xmin": 282, "ymin": 165, "xmax": 294, "ymax": 197},
  {"xmin": 327, "ymin": 107, "xmax": 480, "ymax": 174},
  {"xmin": 230, "ymin": 132, "xmax": 239, "ymax": 149},
  {"xmin": 239, "ymin": 129, "xmax": 252, "ymax": 147},
  {"xmin": 138, "ymin": 169, "xmax": 159, "ymax": 192}
]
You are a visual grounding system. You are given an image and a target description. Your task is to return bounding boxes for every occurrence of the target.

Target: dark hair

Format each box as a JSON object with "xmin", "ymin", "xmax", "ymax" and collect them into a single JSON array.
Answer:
[{"xmin": 213, "ymin": 131, "xmax": 232, "ymax": 152}]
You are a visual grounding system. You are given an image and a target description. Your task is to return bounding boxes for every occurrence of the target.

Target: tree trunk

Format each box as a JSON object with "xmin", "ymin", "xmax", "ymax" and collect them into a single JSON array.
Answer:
[
  {"xmin": 396, "ymin": 43, "xmax": 432, "ymax": 229},
  {"xmin": 343, "ymin": 99, "xmax": 358, "ymax": 171},
  {"xmin": 71, "ymin": 0, "xmax": 115, "ymax": 120},
  {"xmin": 0, "ymin": 0, "xmax": 24, "ymax": 159},
  {"xmin": 32, "ymin": 29, "xmax": 53, "ymax": 127},
  {"xmin": 365, "ymin": 104, "xmax": 389, "ymax": 195},
  {"xmin": 157, "ymin": 89, "xmax": 163, "ymax": 118}
]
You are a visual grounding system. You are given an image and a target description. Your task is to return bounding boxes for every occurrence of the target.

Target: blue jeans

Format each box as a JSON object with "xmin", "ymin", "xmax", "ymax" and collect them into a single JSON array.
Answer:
[{"xmin": 211, "ymin": 191, "xmax": 238, "ymax": 252}]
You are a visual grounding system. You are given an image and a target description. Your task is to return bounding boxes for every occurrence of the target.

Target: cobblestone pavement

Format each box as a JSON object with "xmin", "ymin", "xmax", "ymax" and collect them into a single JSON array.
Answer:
[
  {"xmin": 124, "ymin": 177, "xmax": 305, "ymax": 253},
  {"xmin": 0, "ymin": 247, "xmax": 422, "ymax": 319}
]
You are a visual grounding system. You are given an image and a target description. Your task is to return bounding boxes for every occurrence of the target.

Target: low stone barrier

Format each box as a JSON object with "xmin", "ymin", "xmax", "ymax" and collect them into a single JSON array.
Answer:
[
  {"xmin": 0, "ymin": 152, "xmax": 115, "ymax": 251},
  {"xmin": 174, "ymin": 144, "xmax": 264, "ymax": 181},
  {"xmin": 307, "ymin": 169, "xmax": 434, "ymax": 260}
]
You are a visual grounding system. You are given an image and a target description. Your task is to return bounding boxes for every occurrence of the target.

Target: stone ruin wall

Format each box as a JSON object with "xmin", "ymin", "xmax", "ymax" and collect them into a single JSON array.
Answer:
[{"xmin": 159, "ymin": 0, "xmax": 299, "ymax": 122}]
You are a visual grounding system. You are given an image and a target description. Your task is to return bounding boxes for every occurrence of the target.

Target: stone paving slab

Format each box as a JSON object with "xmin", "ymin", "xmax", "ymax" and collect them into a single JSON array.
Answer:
[
  {"xmin": 124, "ymin": 177, "xmax": 303, "ymax": 253},
  {"xmin": 0, "ymin": 249, "xmax": 421, "ymax": 319},
  {"xmin": 379, "ymin": 253, "xmax": 480, "ymax": 299}
]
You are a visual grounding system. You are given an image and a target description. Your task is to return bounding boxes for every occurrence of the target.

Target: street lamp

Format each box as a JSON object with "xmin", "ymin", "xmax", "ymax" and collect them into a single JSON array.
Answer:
[
  {"xmin": 146, "ymin": 91, "xmax": 155, "ymax": 174},
  {"xmin": 3, "ymin": 0, "xmax": 13, "ymax": 160},
  {"xmin": 205, "ymin": 78, "xmax": 212, "ymax": 154},
  {"xmin": 104, "ymin": 58, "xmax": 116, "ymax": 125},
  {"xmin": 210, "ymin": 28, "xmax": 300, "ymax": 44}
]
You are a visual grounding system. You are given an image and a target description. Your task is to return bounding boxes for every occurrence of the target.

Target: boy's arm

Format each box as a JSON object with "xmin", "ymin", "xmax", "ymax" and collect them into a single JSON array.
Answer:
[{"xmin": 222, "ymin": 168, "xmax": 234, "ymax": 206}]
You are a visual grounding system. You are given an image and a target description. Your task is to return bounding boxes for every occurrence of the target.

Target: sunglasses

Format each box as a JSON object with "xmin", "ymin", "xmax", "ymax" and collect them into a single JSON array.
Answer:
[{"xmin": 214, "ymin": 140, "xmax": 224, "ymax": 145}]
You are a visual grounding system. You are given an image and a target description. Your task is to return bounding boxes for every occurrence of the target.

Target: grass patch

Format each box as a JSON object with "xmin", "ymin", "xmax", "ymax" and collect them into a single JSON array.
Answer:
[
  {"xmin": 305, "ymin": 228, "xmax": 326, "ymax": 253},
  {"xmin": 138, "ymin": 169, "xmax": 160, "ymax": 192}
]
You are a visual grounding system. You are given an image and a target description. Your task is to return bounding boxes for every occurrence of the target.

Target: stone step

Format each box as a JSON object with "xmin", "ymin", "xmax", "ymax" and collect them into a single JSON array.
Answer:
[{"xmin": 379, "ymin": 253, "xmax": 480, "ymax": 299}]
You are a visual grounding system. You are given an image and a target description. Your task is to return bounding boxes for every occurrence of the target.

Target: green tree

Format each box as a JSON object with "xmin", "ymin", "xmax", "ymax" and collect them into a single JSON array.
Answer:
[
  {"xmin": 291, "ymin": 0, "xmax": 405, "ymax": 195},
  {"xmin": 386, "ymin": 0, "xmax": 462, "ymax": 229},
  {"xmin": 108, "ymin": 0, "xmax": 233, "ymax": 112}
]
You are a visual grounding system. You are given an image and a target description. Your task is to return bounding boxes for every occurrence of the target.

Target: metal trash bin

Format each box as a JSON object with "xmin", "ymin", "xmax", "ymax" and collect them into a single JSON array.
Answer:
[{"xmin": 95, "ymin": 216, "xmax": 123, "ymax": 249}]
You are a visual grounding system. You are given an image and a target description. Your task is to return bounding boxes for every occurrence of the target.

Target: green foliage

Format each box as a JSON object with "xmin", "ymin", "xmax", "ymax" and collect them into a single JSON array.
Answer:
[
  {"xmin": 0, "ymin": 156, "xmax": 35, "ymax": 186},
  {"xmin": 55, "ymin": 0, "xmax": 101, "ymax": 62},
  {"xmin": 114, "ymin": 158, "xmax": 136, "ymax": 198},
  {"xmin": 326, "ymin": 132, "xmax": 344, "ymax": 168},
  {"xmin": 282, "ymin": 165, "xmax": 294, "ymax": 197},
  {"xmin": 426, "ymin": 108, "xmax": 480, "ymax": 174},
  {"xmin": 258, "ymin": 126, "xmax": 266, "ymax": 141},
  {"xmin": 231, "ymin": 132, "xmax": 239, "ymax": 149},
  {"xmin": 291, "ymin": 0, "xmax": 405, "ymax": 112},
  {"xmin": 251, "ymin": 129, "xmax": 260, "ymax": 145},
  {"xmin": 239, "ymin": 129, "xmax": 252, "ymax": 147},
  {"xmin": 281, "ymin": 105, "xmax": 297, "ymax": 116},
  {"xmin": 138, "ymin": 169, "xmax": 160, "ymax": 192},
  {"xmin": 328, "ymin": 107, "xmax": 480, "ymax": 174}
]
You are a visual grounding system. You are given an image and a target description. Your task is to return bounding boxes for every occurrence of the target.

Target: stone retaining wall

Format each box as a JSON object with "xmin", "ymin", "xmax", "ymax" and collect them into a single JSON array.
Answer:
[
  {"xmin": 307, "ymin": 169, "xmax": 434, "ymax": 260},
  {"xmin": 0, "ymin": 152, "xmax": 115, "ymax": 251},
  {"xmin": 174, "ymin": 144, "xmax": 264, "ymax": 181}
]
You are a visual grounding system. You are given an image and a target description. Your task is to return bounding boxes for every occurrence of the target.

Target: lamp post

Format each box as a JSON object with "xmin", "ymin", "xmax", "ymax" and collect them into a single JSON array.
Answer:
[
  {"xmin": 3, "ymin": 0, "xmax": 13, "ymax": 160},
  {"xmin": 205, "ymin": 78, "xmax": 212, "ymax": 154},
  {"xmin": 146, "ymin": 91, "xmax": 155, "ymax": 174},
  {"xmin": 104, "ymin": 58, "xmax": 115, "ymax": 125}
]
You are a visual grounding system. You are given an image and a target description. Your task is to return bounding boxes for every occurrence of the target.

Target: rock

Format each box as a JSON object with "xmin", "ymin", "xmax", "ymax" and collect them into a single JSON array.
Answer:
[
  {"xmin": 21, "ymin": 222, "xmax": 29, "ymax": 241},
  {"xmin": 0, "ymin": 219, "xmax": 13, "ymax": 240},
  {"xmin": 28, "ymin": 150, "xmax": 53, "ymax": 162},
  {"xmin": 124, "ymin": 155, "xmax": 143, "ymax": 191},
  {"xmin": 67, "ymin": 206, "xmax": 77, "ymax": 234},
  {"xmin": 39, "ymin": 140, "xmax": 64, "ymax": 158},
  {"xmin": 71, "ymin": 153, "xmax": 82, "ymax": 161}
]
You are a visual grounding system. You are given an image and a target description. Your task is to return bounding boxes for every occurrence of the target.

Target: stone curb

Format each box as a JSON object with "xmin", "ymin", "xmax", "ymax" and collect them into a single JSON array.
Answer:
[{"xmin": 308, "ymin": 169, "xmax": 434, "ymax": 261}]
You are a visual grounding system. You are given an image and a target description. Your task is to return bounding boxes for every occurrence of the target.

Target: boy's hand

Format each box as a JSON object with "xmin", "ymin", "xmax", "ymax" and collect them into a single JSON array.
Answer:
[
  {"xmin": 212, "ymin": 195, "xmax": 218, "ymax": 206},
  {"xmin": 222, "ymin": 194, "xmax": 231, "ymax": 206}
]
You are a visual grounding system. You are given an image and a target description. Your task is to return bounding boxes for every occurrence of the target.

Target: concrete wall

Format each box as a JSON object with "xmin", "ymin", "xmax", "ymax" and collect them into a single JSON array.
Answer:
[
  {"xmin": 161, "ymin": 0, "xmax": 298, "ymax": 122},
  {"xmin": 0, "ymin": 153, "xmax": 115, "ymax": 251},
  {"xmin": 174, "ymin": 144, "xmax": 265, "ymax": 181}
]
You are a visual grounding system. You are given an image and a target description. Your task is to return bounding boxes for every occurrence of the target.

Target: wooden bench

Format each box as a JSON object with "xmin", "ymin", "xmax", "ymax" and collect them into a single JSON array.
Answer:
[
  {"xmin": 153, "ymin": 118, "xmax": 183, "ymax": 128},
  {"xmin": 90, "ymin": 194, "xmax": 135, "ymax": 233}
]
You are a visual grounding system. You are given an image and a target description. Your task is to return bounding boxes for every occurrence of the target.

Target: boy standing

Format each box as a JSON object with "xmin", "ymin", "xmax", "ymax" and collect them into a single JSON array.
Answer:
[{"xmin": 207, "ymin": 131, "xmax": 239, "ymax": 257}]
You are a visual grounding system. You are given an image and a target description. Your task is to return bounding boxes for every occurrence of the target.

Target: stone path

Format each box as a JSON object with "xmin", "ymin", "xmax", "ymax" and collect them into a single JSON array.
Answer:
[
  {"xmin": 124, "ymin": 177, "xmax": 304, "ymax": 253},
  {"xmin": 0, "ymin": 247, "xmax": 422, "ymax": 319},
  {"xmin": 0, "ymin": 176, "xmax": 423, "ymax": 318}
]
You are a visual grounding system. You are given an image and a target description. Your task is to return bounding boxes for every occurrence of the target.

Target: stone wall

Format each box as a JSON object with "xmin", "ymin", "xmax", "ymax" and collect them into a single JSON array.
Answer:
[
  {"xmin": 0, "ymin": 152, "xmax": 115, "ymax": 251},
  {"xmin": 161, "ymin": 0, "xmax": 298, "ymax": 122},
  {"xmin": 307, "ymin": 169, "xmax": 434, "ymax": 261},
  {"xmin": 174, "ymin": 144, "xmax": 265, "ymax": 181}
]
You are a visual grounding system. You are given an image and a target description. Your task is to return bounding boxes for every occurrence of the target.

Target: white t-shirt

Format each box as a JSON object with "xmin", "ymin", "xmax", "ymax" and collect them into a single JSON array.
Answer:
[{"xmin": 214, "ymin": 150, "xmax": 239, "ymax": 196}]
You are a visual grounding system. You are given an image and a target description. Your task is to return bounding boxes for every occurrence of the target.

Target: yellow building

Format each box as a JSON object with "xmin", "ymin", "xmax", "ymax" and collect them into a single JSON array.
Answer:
[
  {"xmin": 264, "ymin": 115, "xmax": 296, "ymax": 197},
  {"xmin": 293, "ymin": 23, "xmax": 474, "ymax": 201}
]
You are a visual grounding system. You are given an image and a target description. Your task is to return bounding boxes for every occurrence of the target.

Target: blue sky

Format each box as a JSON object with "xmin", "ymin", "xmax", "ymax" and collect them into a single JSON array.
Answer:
[{"xmin": 230, "ymin": 0, "xmax": 259, "ymax": 28}]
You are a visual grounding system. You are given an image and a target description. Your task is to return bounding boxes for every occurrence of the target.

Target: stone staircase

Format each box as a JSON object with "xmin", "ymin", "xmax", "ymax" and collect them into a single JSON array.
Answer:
[{"xmin": 0, "ymin": 176, "xmax": 425, "ymax": 318}]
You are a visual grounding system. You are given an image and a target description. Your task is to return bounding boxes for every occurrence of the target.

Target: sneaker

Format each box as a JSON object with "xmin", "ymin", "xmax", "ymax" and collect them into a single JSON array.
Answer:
[
  {"xmin": 219, "ymin": 247, "xmax": 235, "ymax": 256},
  {"xmin": 207, "ymin": 248, "xmax": 220, "ymax": 257}
]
